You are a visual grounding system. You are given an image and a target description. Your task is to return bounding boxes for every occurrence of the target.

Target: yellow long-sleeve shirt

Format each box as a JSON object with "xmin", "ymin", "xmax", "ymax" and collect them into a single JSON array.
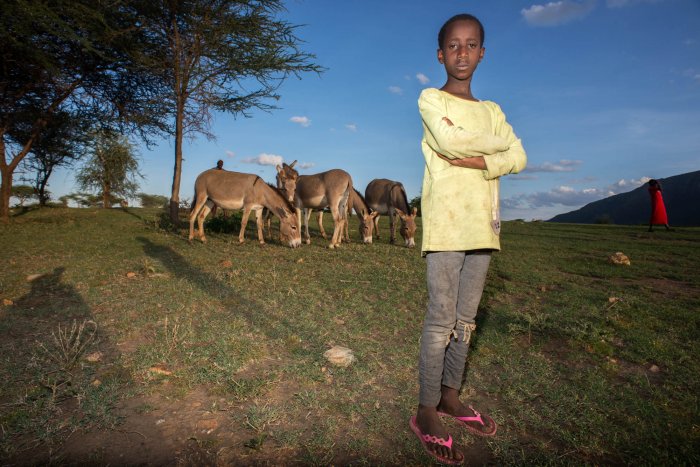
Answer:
[{"xmin": 419, "ymin": 88, "xmax": 527, "ymax": 254}]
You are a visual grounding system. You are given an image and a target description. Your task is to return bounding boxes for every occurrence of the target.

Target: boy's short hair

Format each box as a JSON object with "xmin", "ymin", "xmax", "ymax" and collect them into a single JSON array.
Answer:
[{"xmin": 438, "ymin": 14, "xmax": 485, "ymax": 49}]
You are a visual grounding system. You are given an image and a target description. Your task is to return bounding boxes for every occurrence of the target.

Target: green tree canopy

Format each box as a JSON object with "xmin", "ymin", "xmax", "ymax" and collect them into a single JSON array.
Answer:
[{"xmin": 0, "ymin": 0, "xmax": 170, "ymax": 221}]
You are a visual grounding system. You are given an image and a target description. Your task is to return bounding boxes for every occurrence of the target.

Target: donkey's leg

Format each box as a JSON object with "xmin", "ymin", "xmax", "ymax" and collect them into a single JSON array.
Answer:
[
  {"xmin": 196, "ymin": 201, "xmax": 214, "ymax": 243},
  {"xmin": 239, "ymin": 206, "xmax": 253, "ymax": 243},
  {"xmin": 373, "ymin": 215, "xmax": 381, "ymax": 239},
  {"xmin": 254, "ymin": 209, "xmax": 265, "ymax": 244},
  {"xmin": 316, "ymin": 210, "xmax": 328, "ymax": 239},
  {"xmin": 389, "ymin": 208, "xmax": 397, "ymax": 244},
  {"xmin": 329, "ymin": 205, "xmax": 344, "ymax": 249},
  {"xmin": 262, "ymin": 209, "xmax": 272, "ymax": 240},
  {"xmin": 343, "ymin": 212, "xmax": 350, "ymax": 243},
  {"xmin": 303, "ymin": 208, "xmax": 313, "ymax": 244},
  {"xmin": 189, "ymin": 196, "xmax": 209, "ymax": 242}
]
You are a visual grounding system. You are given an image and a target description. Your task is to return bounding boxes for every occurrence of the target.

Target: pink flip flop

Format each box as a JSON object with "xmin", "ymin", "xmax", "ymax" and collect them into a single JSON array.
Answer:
[
  {"xmin": 438, "ymin": 405, "xmax": 498, "ymax": 436},
  {"xmin": 409, "ymin": 416, "xmax": 464, "ymax": 465}
]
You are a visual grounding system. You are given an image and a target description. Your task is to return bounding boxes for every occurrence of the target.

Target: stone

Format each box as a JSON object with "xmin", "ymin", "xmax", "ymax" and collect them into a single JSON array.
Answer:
[
  {"xmin": 323, "ymin": 346, "xmax": 356, "ymax": 367},
  {"xmin": 608, "ymin": 252, "xmax": 631, "ymax": 266},
  {"xmin": 85, "ymin": 351, "xmax": 103, "ymax": 362}
]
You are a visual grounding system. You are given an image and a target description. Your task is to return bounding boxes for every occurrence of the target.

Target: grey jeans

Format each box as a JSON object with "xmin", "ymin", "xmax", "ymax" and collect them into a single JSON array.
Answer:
[{"xmin": 419, "ymin": 250, "xmax": 492, "ymax": 407}]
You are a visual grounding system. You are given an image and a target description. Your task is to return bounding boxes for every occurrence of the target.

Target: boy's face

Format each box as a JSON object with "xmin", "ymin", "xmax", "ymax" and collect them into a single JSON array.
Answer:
[{"xmin": 437, "ymin": 19, "xmax": 485, "ymax": 82}]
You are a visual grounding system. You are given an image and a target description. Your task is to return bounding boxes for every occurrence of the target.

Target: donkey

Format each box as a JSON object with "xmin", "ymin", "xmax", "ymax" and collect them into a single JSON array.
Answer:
[
  {"xmin": 188, "ymin": 169, "xmax": 301, "ymax": 248},
  {"xmin": 275, "ymin": 163, "xmax": 356, "ymax": 249},
  {"xmin": 365, "ymin": 178, "xmax": 418, "ymax": 248},
  {"xmin": 338, "ymin": 188, "xmax": 378, "ymax": 243},
  {"xmin": 262, "ymin": 160, "xmax": 299, "ymax": 239},
  {"xmin": 291, "ymin": 169, "xmax": 352, "ymax": 249}
]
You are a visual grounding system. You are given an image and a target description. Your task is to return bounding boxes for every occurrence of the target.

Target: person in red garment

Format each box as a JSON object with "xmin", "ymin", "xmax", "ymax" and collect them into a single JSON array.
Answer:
[{"xmin": 647, "ymin": 179, "xmax": 672, "ymax": 231}]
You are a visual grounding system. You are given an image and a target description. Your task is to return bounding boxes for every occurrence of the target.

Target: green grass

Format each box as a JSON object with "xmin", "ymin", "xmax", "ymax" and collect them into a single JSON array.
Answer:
[{"xmin": 0, "ymin": 207, "xmax": 698, "ymax": 464}]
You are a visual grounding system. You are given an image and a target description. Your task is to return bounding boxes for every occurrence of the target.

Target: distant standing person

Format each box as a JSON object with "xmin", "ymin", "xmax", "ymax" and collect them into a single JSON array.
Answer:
[
  {"xmin": 216, "ymin": 159, "xmax": 224, "ymax": 170},
  {"xmin": 411, "ymin": 13, "xmax": 527, "ymax": 465},
  {"xmin": 647, "ymin": 179, "xmax": 671, "ymax": 231}
]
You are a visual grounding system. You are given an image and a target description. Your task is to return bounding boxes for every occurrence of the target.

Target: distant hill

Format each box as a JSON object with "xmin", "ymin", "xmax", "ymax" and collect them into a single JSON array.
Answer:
[{"xmin": 548, "ymin": 170, "xmax": 700, "ymax": 226}]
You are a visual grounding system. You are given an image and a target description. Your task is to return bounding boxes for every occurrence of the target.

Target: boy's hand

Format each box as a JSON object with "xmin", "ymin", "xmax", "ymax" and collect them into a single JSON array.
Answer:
[
  {"xmin": 442, "ymin": 117, "xmax": 454, "ymax": 126},
  {"xmin": 436, "ymin": 151, "xmax": 487, "ymax": 169}
]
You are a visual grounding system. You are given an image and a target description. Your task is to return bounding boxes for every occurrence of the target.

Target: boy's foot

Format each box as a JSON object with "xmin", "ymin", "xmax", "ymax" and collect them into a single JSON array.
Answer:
[
  {"xmin": 412, "ymin": 407, "xmax": 463, "ymax": 464},
  {"xmin": 437, "ymin": 400, "xmax": 498, "ymax": 436}
]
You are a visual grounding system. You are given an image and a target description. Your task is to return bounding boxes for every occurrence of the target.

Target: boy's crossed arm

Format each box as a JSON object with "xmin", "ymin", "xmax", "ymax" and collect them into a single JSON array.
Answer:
[{"xmin": 436, "ymin": 117, "xmax": 487, "ymax": 169}]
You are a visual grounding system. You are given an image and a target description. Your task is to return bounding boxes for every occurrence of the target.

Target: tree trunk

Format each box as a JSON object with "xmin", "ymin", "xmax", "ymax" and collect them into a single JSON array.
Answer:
[
  {"xmin": 37, "ymin": 165, "xmax": 52, "ymax": 207},
  {"xmin": 103, "ymin": 183, "xmax": 111, "ymax": 208},
  {"xmin": 169, "ymin": 99, "xmax": 185, "ymax": 224},
  {"xmin": 0, "ymin": 166, "xmax": 12, "ymax": 223}
]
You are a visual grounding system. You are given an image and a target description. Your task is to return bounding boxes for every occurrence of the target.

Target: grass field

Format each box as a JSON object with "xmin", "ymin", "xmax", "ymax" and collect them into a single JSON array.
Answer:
[{"xmin": 0, "ymin": 207, "xmax": 698, "ymax": 465}]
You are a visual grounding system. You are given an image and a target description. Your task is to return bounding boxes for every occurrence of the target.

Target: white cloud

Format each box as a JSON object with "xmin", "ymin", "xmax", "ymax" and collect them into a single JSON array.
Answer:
[
  {"xmin": 225, "ymin": 150, "xmax": 235, "ymax": 158},
  {"xmin": 290, "ymin": 116, "xmax": 311, "ymax": 127},
  {"xmin": 504, "ymin": 177, "xmax": 650, "ymax": 210},
  {"xmin": 297, "ymin": 162, "xmax": 315, "ymax": 170},
  {"xmin": 241, "ymin": 153, "xmax": 284, "ymax": 166},
  {"xmin": 388, "ymin": 86, "xmax": 403, "ymax": 95},
  {"xmin": 524, "ymin": 159, "xmax": 582, "ymax": 173},
  {"xmin": 521, "ymin": 0, "xmax": 596, "ymax": 27},
  {"xmin": 615, "ymin": 177, "xmax": 650, "ymax": 188},
  {"xmin": 345, "ymin": 123, "xmax": 357, "ymax": 132},
  {"xmin": 606, "ymin": 0, "xmax": 662, "ymax": 7},
  {"xmin": 416, "ymin": 73, "xmax": 430, "ymax": 85}
]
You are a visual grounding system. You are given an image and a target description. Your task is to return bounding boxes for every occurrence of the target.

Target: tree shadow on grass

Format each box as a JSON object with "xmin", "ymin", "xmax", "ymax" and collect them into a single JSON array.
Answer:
[{"xmin": 136, "ymin": 236, "xmax": 278, "ymax": 331}]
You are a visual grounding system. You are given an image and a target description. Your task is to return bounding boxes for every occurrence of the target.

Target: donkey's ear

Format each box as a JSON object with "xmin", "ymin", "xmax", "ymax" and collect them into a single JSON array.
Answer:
[
  {"xmin": 370, "ymin": 210, "xmax": 379, "ymax": 219},
  {"xmin": 289, "ymin": 160, "xmax": 297, "ymax": 168},
  {"xmin": 395, "ymin": 207, "xmax": 406, "ymax": 218},
  {"xmin": 411, "ymin": 207, "xmax": 418, "ymax": 216},
  {"xmin": 276, "ymin": 165, "xmax": 283, "ymax": 174},
  {"xmin": 275, "ymin": 207, "xmax": 287, "ymax": 218}
]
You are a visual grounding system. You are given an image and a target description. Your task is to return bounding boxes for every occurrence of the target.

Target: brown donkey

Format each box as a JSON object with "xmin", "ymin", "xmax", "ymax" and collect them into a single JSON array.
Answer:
[
  {"xmin": 365, "ymin": 178, "xmax": 417, "ymax": 248},
  {"xmin": 339, "ymin": 188, "xmax": 379, "ymax": 243},
  {"xmin": 292, "ymin": 169, "xmax": 352, "ymax": 249},
  {"xmin": 276, "ymin": 163, "xmax": 376, "ymax": 246},
  {"xmin": 188, "ymin": 169, "xmax": 301, "ymax": 248}
]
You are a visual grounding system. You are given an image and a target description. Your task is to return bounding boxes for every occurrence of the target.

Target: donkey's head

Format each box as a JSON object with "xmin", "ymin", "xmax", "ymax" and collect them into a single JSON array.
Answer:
[
  {"xmin": 275, "ymin": 206, "xmax": 301, "ymax": 248},
  {"xmin": 357, "ymin": 209, "xmax": 379, "ymax": 244},
  {"xmin": 395, "ymin": 207, "xmax": 418, "ymax": 248},
  {"xmin": 275, "ymin": 160, "xmax": 299, "ymax": 203}
]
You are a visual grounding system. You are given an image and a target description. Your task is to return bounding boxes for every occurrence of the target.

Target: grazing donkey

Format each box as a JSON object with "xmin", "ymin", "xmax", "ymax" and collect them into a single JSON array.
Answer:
[
  {"xmin": 290, "ymin": 169, "xmax": 352, "ymax": 248},
  {"xmin": 365, "ymin": 178, "xmax": 418, "ymax": 248},
  {"xmin": 188, "ymin": 169, "xmax": 301, "ymax": 248},
  {"xmin": 276, "ymin": 163, "xmax": 356, "ymax": 249},
  {"xmin": 339, "ymin": 188, "xmax": 379, "ymax": 243}
]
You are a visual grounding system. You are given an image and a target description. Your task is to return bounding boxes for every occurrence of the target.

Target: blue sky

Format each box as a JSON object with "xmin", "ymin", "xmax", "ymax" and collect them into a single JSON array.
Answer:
[{"xmin": 47, "ymin": 0, "xmax": 700, "ymax": 220}]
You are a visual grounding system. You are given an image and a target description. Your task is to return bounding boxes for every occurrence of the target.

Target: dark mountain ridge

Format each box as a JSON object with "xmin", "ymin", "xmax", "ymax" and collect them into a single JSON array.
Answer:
[{"xmin": 548, "ymin": 170, "xmax": 700, "ymax": 226}]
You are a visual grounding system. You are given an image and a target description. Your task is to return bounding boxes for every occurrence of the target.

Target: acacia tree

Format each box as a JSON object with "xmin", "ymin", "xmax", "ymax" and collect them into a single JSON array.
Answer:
[
  {"xmin": 0, "ymin": 0, "xmax": 169, "ymax": 222},
  {"xmin": 76, "ymin": 131, "xmax": 142, "ymax": 208},
  {"xmin": 10, "ymin": 184, "xmax": 36, "ymax": 207},
  {"xmin": 142, "ymin": 0, "xmax": 323, "ymax": 223},
  {"xmin": 137, "ymin": 192, "xmax": 169, "ymax": 208},
  {"xmin": 20, "ymin": 111, "xmax": 89, "ymax": 206}
]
